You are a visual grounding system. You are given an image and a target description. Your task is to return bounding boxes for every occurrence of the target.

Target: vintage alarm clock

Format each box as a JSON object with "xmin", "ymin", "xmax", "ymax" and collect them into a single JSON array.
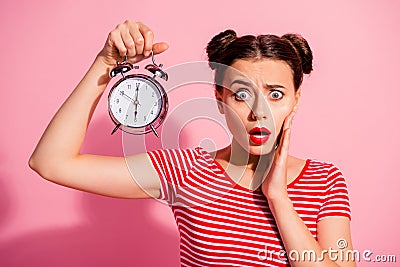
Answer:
[{"xmin": 107, "ymin": 51, "xmax": 168, "ymax": 137}]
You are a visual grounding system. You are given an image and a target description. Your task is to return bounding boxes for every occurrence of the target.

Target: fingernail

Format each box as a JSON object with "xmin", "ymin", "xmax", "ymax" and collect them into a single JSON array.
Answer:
[{"xmin": 144, "ymin": 51, "xmax": 150, "ymax": 57}]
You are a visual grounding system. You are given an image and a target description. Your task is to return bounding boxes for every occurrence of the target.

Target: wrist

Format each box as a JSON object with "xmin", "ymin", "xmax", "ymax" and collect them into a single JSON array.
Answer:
[
  {"xmin": 95, "ymin": 51, "xmax": 113, "ymax": 66},
  {"xmin": 262, "ymin": 185, "xmax": 289, "ymax": 202},
  {"xmin": 267, "ymin": 194, "xmax": 292, "ymax": 210},
  {"xmin": 90, "ymin": 56, "xmax": 113, "ymax": 88}
]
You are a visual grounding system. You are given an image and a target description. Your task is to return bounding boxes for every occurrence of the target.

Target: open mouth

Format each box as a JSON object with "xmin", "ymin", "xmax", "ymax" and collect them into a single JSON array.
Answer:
[{"xmin": 249, "ymin": 127, "xmax": 271, "ymax": 145}]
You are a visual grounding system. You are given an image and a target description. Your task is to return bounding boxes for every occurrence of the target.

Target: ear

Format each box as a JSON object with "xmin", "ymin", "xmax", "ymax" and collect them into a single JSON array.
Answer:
[
  {"xmin": 293, "ymin": 88, "xmax": 301, "ymax": 112},
  {"xmin": 215, "ymin": 89, "xmax": 225, "ymax": 114}
]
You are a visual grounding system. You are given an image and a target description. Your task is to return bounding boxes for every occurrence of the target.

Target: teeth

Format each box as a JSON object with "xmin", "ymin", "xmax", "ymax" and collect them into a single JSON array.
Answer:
[{"xmin": 252, "ymin": 132, "xmax": 268, "ymax": 136}]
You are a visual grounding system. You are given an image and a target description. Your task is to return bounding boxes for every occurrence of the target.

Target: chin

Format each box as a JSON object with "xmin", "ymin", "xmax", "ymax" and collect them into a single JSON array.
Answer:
[
  {"xmin": 233, "ymin": 137, "xmax": 275, "ymax": 156},
  {"xmin": 248, "ymin": 144, "xmax": 274, "ymax": 155}
]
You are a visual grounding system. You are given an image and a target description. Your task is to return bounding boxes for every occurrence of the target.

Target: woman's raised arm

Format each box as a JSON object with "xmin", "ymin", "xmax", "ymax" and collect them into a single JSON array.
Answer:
[{"xmin": 29, "ymin": 20, "xmax": 168, "ymax": 199}]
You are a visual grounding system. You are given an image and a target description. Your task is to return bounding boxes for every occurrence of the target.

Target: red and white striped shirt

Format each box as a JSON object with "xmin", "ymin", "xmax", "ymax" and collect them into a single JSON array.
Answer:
[{"xmin": 147, "ymin": 147, "xmax": 351, "ymax": 266}]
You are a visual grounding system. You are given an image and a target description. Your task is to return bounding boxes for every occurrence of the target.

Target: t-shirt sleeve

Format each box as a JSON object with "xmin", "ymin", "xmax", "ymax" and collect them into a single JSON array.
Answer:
[
  {"xmin": 146, "ymin": 148, "xmax": 198, "ymax": 205},
  {"xmin": 317, "ymin": 164, "xmax": 351, "ymax": 221}
]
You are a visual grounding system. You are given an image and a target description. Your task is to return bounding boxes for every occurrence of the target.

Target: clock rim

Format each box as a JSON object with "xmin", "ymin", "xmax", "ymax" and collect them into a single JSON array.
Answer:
[{"xmin": 107, "ymin": 74, "xmax": 168, "ymax": 132}]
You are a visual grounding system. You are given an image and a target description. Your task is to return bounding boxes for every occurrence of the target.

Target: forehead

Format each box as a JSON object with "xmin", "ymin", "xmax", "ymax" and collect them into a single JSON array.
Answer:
[{"xmin": 223, "ymin": 59, "xmax": 294, "ymax": 89}]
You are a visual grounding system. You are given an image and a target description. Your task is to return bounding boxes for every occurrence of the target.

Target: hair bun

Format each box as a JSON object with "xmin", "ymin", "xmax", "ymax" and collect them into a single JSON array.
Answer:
[
  {"xmin": 206, "ymin": 29, "xmax": 237, "ymax": 69},
  {"xmin": 281, "ymin": 33, "xmax": 313, "ymax": 74}
]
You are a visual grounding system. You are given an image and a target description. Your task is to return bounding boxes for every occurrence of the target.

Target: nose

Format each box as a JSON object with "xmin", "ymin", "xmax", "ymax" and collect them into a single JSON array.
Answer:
[{"xmin": 250, "ymin": 95, "xmax": 269, "ymax": 120}]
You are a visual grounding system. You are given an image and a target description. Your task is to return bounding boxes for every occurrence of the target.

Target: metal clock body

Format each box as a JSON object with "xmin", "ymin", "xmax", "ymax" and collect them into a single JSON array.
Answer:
[{"xmin": 107, "ymin": 52, "xmax": 168, "ymax": 137}]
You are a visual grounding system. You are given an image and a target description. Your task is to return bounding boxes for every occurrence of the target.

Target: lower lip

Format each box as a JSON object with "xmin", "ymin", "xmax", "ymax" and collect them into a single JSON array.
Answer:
[{"xmin": 249, "ymin": 134, "xmax": 270, "ymax": 145}]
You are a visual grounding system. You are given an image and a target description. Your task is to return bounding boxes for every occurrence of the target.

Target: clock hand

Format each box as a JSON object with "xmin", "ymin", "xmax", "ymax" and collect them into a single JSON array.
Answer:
[
  {"xmin": 119, "ymin": 91, "xmax": 141, "ymax": 121},
  {"xmin": 120, "ymin": 91, "xmax": 135, "ymax": 102},
  {"xmin": 134, "ymin": 84, "xmax": 140, "ymax": 121},
  {"xmin": 134, "ymin": 103, "xmax": 138, "ymax": 121},
  {"xmin": 120, "ymin": 92, "xmax": 142, "ymax": 106},
  {"xmin": 135, "ymin": 83, "xmax": 140, "ymax": 101}
]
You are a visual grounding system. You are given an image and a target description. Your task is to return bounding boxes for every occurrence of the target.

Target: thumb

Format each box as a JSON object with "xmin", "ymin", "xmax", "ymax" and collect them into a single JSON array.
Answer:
[{"xmin": 152, "ymin": 42, "xmax": 169, "ymax": 55}]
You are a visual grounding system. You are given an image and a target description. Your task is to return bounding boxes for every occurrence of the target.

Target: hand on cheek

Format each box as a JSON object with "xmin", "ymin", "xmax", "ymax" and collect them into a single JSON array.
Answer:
[{"xmin": 262, "ymin": 110, "xmax": 296, "ymax": 201}]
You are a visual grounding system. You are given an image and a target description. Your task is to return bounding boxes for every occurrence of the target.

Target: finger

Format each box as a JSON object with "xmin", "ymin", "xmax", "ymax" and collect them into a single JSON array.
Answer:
[
  {"xmin": 290, "ymin": 110, "xmax": 296, "ymax": 125},
  {"xmin": 128, "ymin": 54, "xmax": 145, "ymax": 64},
  {"xmin": 276, "ymin": 112, "xmax": 294, "ymax": 158},
  {"xmin": 120, "ymin": 28, "xmax": 136, "ymax": 58},
  {"xmin": 275, "ymin": 128, "xmax": 291, "ymax": 166},
  {"xmin": 152, "ymin": 42, "xmax": 169, "ymax": 55},
  {"xmin": 128, "ymin": 22, "xmax": 145, "ymax": 55},
  {"xmin": 127, "ymin": 42, "xmax": 169, "ymax": 63},
  {"xmin": 109, "ymin": 30, "xmax": 127, "ymax": 58},
  {"xmin": 281, "ymin": 128, "xmax": 291, "ymax": 155},
  {"xmin": 283, "ymin": 110, "xmax": 296, "ymax": 131},
  {"xmin": 137, "ymin": 22, "xmax": 154, "ymax": 57}
]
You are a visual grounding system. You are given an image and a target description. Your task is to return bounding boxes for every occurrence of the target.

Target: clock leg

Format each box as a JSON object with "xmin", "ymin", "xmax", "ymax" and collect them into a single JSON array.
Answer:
[
  {"xmin": 111, "ymin": 123, "xmax": 121, "ymax": 135},
  {"xmin": 150, "ymin": 124, "xmax": 159, "ymax": 138}
]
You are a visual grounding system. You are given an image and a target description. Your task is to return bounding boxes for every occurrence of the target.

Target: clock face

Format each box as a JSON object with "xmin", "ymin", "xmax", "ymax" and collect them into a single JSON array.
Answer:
[{"xmin": 109, "ymin": 76, "xmax": 164, "ymax": 128}]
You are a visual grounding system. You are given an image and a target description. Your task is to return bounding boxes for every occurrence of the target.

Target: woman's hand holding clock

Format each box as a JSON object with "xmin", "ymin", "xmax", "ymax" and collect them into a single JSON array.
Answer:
[
  {"xmin": 102, "ymin": 20, "xmax": 170, "ymax": 136},
  {"xmin": 29, "ymin": 19, "xmax": 170, "ymax": 199},
  {"xmin": 97, "ymin": 20, "xmax": 169, "ymax": 68}
]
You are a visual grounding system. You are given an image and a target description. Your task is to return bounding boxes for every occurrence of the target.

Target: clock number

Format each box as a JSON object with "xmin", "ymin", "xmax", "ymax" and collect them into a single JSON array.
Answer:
[
  {"xmin": 136, "ymin": 83, "xmax": 140, "ymax": 89},
  {"xmin": 118, "ymin": 108, "xmax": 122, "ymax": 113},
  {"xmin": 152, "ymin": 92, "xmax": 155, "ymax": 97},
  {"xmin": 144, "ymin": 115, "xmax": 147, "ymax": 121},
  {"xmin": 127, "ymin": 84, "xmax": 131, "ymax": 89},
  {"xmin": 116, "ymin": 98, "xmax": 119, "ymax": 104}
]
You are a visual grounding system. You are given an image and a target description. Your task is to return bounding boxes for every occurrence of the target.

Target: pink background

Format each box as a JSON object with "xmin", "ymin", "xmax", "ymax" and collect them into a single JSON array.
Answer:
[{"xmin": 1, "ymin": 0, "xmax": 399, "ymax": 266}]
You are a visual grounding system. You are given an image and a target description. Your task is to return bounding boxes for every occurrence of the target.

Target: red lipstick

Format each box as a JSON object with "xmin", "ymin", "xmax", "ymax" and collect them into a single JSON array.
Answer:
[{"xmin": 249, "ymin": 127, "xmax": 271, "ymax": 145}]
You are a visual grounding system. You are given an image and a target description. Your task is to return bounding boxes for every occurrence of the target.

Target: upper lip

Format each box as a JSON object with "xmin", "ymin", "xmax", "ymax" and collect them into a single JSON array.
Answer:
[{"xmin": 249, "ymin": 127, "xmax": 271, "ymax": 135}]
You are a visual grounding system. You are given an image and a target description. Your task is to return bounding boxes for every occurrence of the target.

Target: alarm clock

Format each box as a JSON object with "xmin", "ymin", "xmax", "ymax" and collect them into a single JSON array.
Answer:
[{"xmin": 107, "ymin": 51, "xmax": 168, "ymax": 137}]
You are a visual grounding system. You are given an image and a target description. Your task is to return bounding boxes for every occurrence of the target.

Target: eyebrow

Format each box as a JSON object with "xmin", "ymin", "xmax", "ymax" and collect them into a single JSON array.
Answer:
[
  {"xmin": 230, "ymin": 79, "xmax": 253, "ymax": 88},
  {"xmin": 229, "ymin": 79, "xmax": 287, "ymax": 90}
]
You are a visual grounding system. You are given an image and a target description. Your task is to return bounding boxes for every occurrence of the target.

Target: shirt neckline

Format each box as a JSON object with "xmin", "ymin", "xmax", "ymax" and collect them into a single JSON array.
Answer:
[{"xmin": 196, "ymin": 146, "xmax": 310, "ymax": 192}]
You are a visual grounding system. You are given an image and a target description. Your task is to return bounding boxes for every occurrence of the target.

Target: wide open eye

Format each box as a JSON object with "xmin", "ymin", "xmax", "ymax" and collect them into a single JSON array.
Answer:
[
  {"xmin": 234, "ymin": 89, "xmax": 251, "ymax": 101},
  {"xmin": 269, "ymin": 90, "xmax": 284, "ymax": 100}
]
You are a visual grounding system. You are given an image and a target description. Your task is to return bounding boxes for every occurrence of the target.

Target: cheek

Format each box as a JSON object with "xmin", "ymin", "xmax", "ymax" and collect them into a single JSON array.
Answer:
[
  {"xmin": 222, "ymin": 104, "xmax": 253, "ymax": 148},
  {"xmin": 224, "ymin": 105, "xmax": 247, "ymax": 134},
  {"xmin": 271, "ymin": 103, "xmax": 295, "ymax": 130}
]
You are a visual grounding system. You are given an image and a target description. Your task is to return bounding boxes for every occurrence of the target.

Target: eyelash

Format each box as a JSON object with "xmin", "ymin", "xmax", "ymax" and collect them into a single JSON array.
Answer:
[
  {"xmin": 269, "ymin": 90, "xmax": 284, "ymax": 100},
  {"xmin": 233, "ymin": 89, "xmax": 284, "ymax": 101},
  {"xmin": 234, "ymin": 90, "xmax": 251, "ymax": 101}
]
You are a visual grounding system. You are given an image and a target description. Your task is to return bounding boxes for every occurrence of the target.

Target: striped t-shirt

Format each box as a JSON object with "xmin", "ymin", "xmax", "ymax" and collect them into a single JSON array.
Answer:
[{"xmin": 147, "ymin": 146, "xmax": 351, "ymax": 267}]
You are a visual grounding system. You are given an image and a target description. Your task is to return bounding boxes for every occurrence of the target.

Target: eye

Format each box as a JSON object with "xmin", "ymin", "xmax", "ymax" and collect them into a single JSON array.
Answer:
[
  {"xmin": 269, "ymin": 90, "xmax": 284, "ymax": 100},
  {"xmin": 234, "ymin": 90, "xmax": 251, "ymax": 101}
]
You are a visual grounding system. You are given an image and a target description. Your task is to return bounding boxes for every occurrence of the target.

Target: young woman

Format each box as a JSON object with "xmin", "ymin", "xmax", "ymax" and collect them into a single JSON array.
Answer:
[{"xmin": 29, "ymin": 20, "xmax": 355, "ymax": 266}]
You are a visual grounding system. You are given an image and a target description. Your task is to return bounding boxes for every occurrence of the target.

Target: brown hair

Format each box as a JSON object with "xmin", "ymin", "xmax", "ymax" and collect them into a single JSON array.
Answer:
[{"xmin": 206, "ymin": 30, "xmax": 313, "ymax": 92}]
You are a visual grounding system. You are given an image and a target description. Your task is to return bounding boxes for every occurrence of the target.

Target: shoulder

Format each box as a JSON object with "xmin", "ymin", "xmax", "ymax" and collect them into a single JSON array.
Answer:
[
  {"xmin": 289, "ymin": 155, "xmax": 348, "ymax": 185},
  {"xmin": 289, "ymin": 155, "xmax": 344, "ymax": 174},
  {"xmin": 146, "ymin": 146, "xmax": 204, "ymax": 169},
  {"xmin": 302, "ymin": 158, "xmax": 349, "ymax": 190},
  {"xmin": 147, "ymin": 146, "xmax": 199, "ymax": 159},
  {"xmin": 307, "ymin": 158, "xmax": 345, "ymax": 177}
]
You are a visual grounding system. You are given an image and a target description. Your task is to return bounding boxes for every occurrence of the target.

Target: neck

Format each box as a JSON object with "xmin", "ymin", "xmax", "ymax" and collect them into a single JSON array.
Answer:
[
  {"xmin": 216, "ymin": 140, "xmax": 274, "ymax": 190},
  {"xmin": 227, "ymin": 138, "xmax": 274, "ymax": 168}
]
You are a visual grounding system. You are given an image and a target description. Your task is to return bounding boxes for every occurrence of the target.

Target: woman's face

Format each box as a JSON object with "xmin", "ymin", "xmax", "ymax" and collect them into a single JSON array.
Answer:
[{"xmin": 215, "ymin": 59, "xmax": 301, "ymax": 155}]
